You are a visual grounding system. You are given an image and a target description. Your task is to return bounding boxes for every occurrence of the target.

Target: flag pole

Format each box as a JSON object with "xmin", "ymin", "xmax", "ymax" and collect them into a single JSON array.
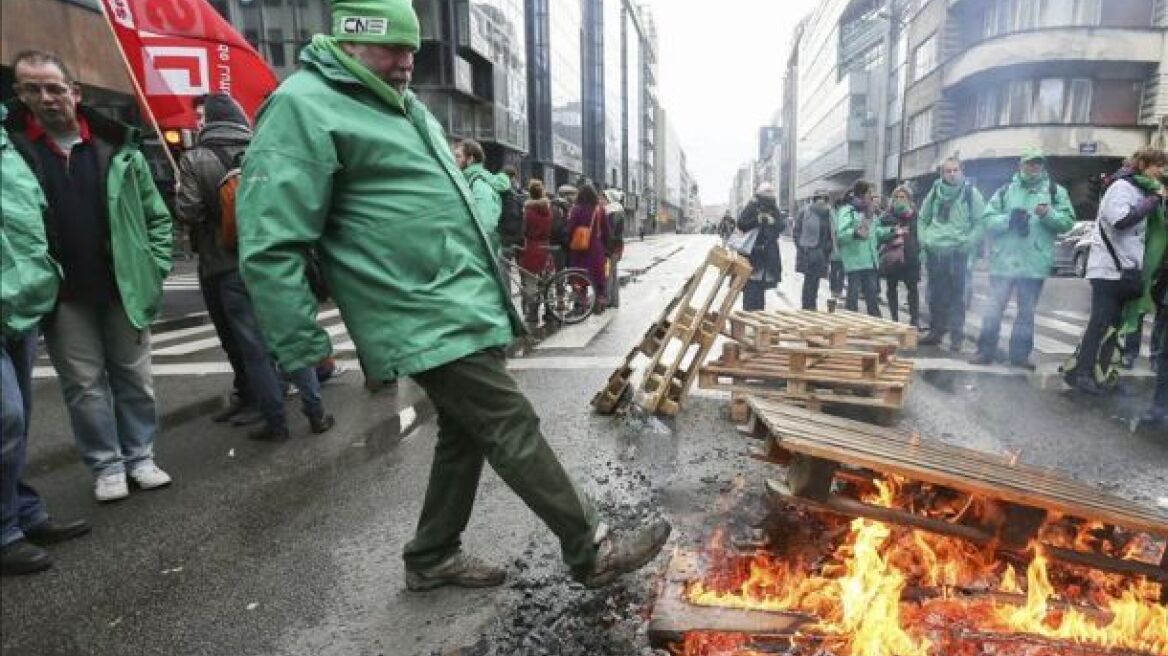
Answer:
[{"xmin": 95, "ymin": 0, "xmax": 180, "ymax": 177}]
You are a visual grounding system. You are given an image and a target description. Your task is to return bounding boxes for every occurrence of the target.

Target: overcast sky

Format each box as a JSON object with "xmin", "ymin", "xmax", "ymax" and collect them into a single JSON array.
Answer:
[{"xmin": 646, "ymin": 0, "xmax": 818, "ymax": 206}]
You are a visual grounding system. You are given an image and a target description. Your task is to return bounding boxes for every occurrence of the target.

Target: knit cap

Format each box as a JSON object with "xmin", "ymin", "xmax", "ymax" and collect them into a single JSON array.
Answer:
[{"xmin": 331, "ymin": 0, "xmax": 420, "ymax": 50}]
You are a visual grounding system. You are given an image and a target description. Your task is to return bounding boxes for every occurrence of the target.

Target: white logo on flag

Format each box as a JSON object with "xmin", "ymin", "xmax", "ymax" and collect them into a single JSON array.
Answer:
[
  {"xmin": 143, "ymin": 46, "xmax": 210, "ymax": 96},
  {"xmin": 108, "ymin": 0, "xmax": 135, "ymax": 29}
]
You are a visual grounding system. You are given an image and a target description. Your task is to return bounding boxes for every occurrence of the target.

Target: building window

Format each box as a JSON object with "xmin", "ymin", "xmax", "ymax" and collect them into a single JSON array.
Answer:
[
  {"xmin": 1003, "ymin": 79, "xmax": 1034, "ymax": 124},
  {"xmin": 266, "ymin": 29, "xmax": 286, "ymax": 68},
  {"xmin": 1066, "ymin": 78, "xmax": 1093, "ymax": 122},
  {"xmin": 983, "ymin": 0, "xmax": 1101, "ymax": 37},
  {"xmin": 907, "ymin": 110, "xmax": 932, "ymax": 149},
  {"xmin": 911, "ymin": 34, "xmax": 938, "ymax": 82},
  {"xmin": 1035, "ymin": 78, "xmax": 1065, "ymax": 122},
  {"xmin": 975, "ymin": 89, "xmax": 999, "ymax": 128}
]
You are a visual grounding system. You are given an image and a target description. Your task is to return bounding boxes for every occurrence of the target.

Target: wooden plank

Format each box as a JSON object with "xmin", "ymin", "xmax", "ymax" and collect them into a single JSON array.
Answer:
[
  {"xmin": 647, "ymin": 550, "xmax": 814, "ymax": 649},
  {"xmin": 747, "ymin": 397, "xmax": 1168, "ymax": 538}
]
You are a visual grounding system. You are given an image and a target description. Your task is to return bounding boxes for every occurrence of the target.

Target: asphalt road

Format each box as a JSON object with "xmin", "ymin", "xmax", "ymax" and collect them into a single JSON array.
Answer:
[{"xmin": 2, "ymin": 234, "xmax": 1165, "ymax": 656}]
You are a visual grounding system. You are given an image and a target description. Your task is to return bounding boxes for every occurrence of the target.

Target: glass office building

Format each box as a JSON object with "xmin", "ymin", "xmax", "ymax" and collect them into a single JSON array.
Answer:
[{"xmin": 602, "ymin": 0, "xmax": 624, "ymax": 189}]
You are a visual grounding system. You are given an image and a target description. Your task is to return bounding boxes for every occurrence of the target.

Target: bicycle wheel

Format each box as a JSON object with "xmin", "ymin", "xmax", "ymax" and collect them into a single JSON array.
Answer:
[{"xmin": 545, "ymin": 269, "xmax": 596, "ymax": 325}]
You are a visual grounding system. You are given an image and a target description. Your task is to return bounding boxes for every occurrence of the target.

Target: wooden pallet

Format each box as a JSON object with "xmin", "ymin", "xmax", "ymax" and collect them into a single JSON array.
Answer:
[
  {"xmin": 590, "ymin": 265, "xmax": 703, "ymax": 415},
  {"xmin": 633, "ymin": 246, "xmax": 751, "ymax": 416},
  {"xmin": 699, "ymin": 348, "xmax": 914, "ymax": 412},
  {"xmin": 743, "ymin": 396, "xmax": 1168, "ymax": 591},
  {"xmin": 724, "ymin": 308, "xmax": 918, "ymax": 351}
]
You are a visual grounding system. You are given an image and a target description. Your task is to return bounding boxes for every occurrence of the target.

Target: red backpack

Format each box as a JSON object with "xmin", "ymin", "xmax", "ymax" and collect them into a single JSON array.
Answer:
[{"xmin": 209, "ymin": 147, "xmax": 243, "ymax": 250}]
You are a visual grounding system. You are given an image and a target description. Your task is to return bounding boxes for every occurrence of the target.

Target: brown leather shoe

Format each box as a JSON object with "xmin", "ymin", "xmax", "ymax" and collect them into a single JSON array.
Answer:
[
  {"xmin": 576, "ymin": 519, "xmax": 671, "ymax": 589},
  {"xmin": 405, "ymin": 551, "xmax": 506, "ymax": 591}
]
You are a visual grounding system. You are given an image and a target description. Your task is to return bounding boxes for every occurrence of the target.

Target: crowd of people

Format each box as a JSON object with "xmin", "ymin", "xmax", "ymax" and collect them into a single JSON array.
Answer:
[
  {"xmin": 1, "ymin": 0, "xmax": 669, "ymax": 583},
  {"xmin": 729, "ymin": 150, "xmax": 1167, "ymax": 427}
]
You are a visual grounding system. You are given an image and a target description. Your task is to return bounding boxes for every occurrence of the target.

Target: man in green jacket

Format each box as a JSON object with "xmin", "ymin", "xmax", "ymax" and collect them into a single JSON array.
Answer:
[
  {"xmin": 2, "ymin": 106, "xmax": 92, "ymax": 575},
  {"xmin": 971, "ymin": 148, "xmax": 1076, "ymax": 368},
  {"xmin": 7, "ymin": 51, "xmax": 173, "ymax": 502},
  {"xmin": 454, "ymin": 138, "xmax": 511, "ymax": 238},
  {"xmin": 918, "ymin": 157, "xmax": 986, "ymax": 351},
  {"xmin": 237, "ymin": 0, "xmax": 669, "ymax": 591}
]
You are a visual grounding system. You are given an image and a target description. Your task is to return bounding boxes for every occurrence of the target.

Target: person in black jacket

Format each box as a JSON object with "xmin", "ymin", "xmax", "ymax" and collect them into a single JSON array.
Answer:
[
  {"xmin": 793, "ymin": 191, "xmax": 835, "ymax": 310},
  {"xmin": 879, "ymin": 186, "xmax": 922, "ymax": 326},
  {"xmin": 737, "ymin": 183, "xmax": 787, "ymax": 311}
]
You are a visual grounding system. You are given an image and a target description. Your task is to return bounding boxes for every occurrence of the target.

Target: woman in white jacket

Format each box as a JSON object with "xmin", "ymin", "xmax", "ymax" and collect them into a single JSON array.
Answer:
[{"xmin": 1069, "ymin": 147, "xmax": 1167, "ymax": 394}]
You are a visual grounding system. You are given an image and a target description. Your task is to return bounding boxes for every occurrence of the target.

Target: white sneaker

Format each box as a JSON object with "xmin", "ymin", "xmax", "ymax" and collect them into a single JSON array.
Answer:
[
  {"xmin": 94, "ymin": 473, "xmax": 129, "ymax": 502},
  {"xmin": 129, "ymin": 463, "xmax": 172, "ymax": 490}
]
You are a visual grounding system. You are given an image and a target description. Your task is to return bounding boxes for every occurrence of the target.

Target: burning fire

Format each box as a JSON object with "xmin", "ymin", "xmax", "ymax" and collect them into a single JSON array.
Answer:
[{"xmin": 684, "ymin": 480, "xmax": 1167, "ymax": 656}]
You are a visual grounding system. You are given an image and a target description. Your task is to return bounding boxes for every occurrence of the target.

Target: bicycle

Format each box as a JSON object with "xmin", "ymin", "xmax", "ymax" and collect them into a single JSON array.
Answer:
[{"xmin": 500, "ymin": 247, "xmax": 597, "ymax": 325}]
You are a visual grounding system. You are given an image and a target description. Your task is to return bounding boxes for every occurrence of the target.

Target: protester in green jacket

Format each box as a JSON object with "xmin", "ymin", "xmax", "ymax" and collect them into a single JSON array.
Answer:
[
  {"xmin": 2, "ymin": 106, "xmax": 91, "ymax": 575},
  {"xmin": 238, "ymin": 0, "xmax": 668, "ymax": 593},
  {"xmin": 454, "ymin": 138, "xmax": 511, "ymax": 239},
  {"xmin": 836, "ymin": 179, "xmax": 889, "ymax": 317},
  {"xmin": 971, "ymin": 148, "xmax": 1076, "ymax": 368},
  {"xmin": 6, "ymin": 51, "xmax": 173, "ymax": 503},
  {"xmin": 917, "ymin": 157, "xmax": 986, "ymax": 351}
]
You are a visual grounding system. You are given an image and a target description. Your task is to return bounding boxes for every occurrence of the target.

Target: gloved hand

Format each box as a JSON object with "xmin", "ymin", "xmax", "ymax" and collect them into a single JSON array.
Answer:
[{"xmin": 1009, "ymin": 208, "xmax": 1030, "ymax": 237}]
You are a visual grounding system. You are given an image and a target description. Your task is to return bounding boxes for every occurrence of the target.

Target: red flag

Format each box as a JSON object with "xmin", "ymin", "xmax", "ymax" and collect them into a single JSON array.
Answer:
[{"xmin": 99, "ymin": 0, "xmax": 279, "ymax": 130}]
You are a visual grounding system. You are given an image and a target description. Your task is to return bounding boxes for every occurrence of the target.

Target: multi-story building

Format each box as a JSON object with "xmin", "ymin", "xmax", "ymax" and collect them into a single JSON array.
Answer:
[
  {"xmin": 781, "ymin": 18, "xmax": 808, "ymax": 215},
  {"xmin": 793, "ymin": 0, "xmax": 892, "ymax": 204},
  {"xmin": 899, "ymin": 0, "xmax": 1165, "ymax": 219},
  {"xmin": 729, "ymin": 161, "xmax": 757, "ymax": 218},
  {"xmin": 757, "ymin": 120, "xmax": 784, "ymax": 204}
]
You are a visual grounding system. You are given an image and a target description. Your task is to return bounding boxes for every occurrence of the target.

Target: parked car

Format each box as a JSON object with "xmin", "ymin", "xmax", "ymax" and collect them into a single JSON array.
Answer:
[
  {"xmin": 1053, "ymin": 220, "xmax": 1093, "ymax": 276},
  {"xmin": 1072, "ymin": 233, "xmax": 1093, "ymax": 278}
]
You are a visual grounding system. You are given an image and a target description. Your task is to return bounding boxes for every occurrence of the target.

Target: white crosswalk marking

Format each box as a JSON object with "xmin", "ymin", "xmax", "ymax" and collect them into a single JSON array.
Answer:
[{"xmin": 163, "ymin": 273, "xmax": 201, "ymax": 292}]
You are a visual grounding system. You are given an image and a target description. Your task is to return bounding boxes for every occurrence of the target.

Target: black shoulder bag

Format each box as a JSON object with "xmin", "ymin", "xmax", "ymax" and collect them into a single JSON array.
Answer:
[{"xmin": 1098, "ymin": 222, "xmax": 1143, "ymax": 301}]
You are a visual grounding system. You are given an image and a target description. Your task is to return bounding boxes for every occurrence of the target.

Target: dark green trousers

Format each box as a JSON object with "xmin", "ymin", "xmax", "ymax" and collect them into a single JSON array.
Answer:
[{"xmin": 404, "ymin": 348, "xmax": 600, "ymax": 572}]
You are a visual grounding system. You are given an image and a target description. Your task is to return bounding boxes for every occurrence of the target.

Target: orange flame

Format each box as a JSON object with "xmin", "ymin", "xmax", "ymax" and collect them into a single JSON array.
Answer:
[{"xmin": 683, "ymin": 478, "xmax": 1167, "ymax": 655}]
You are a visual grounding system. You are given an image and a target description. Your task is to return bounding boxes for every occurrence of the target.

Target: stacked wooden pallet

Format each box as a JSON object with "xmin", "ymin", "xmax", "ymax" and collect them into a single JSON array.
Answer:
[
  {"xmin": 700, "ymin": 309, "xmax": 918, "ymax": 417},
  {"xmin": 591, "ymin": 246, "xmax": 751, "ymax": 417},
  {"xmin": 742, "ymin": 396, "xmax": 1168, "ymax": 595}
]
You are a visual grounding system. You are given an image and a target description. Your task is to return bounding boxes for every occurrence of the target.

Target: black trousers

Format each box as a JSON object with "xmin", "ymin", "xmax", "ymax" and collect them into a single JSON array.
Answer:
[
  {"xmin": 200, "ymin": 271, "xmax": 248, "ymax": 400},
  {"xmin": 743, "ymin": 280, "xmax": 767, "ymax": 311},
  {"xmin": 884, "ymin": 273, "xmax": 920, "ymax": 326},
  {"xmin": 926, "ymin": 250, "xmax": 969, "ymax": 342},
  {"xmin": 829, "ymin": 260, "xmax": 846, "ymax": 297},
  {"xmin": 1076, "ymin": 279, "xmax": 1126, "ymax": 378},
  {"xmin": 801, "ymin": 273, "xmax": 821, "ymax": 310},
  {"xmin": 846, "ymin": 270, "xmax": 881, "ymax": 318}
]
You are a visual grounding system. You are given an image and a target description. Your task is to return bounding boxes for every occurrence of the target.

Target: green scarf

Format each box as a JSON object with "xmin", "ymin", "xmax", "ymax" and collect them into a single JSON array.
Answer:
[
  {"xmin": 1018, "ymin": 171, "xmax": 1047, "ymax": 189},
  {"xmin": 932, "ymin": 179, "xmax": 961, "ymax": 203},
  {"xmin": 1120, "ymin": 174, "xmax": 1167, "ymax": 336},
  {"xmin": 314, "ymin": 34, "xmax": 408, "ymax": 113}
]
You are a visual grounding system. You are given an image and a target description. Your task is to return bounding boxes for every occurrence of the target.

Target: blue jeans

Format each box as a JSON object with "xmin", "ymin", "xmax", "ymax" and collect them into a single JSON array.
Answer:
[
  {"xmin": 44, "ymin": 301, "xmax": 158, "ymax": 477},
  {"xmin": 2, "ymin": 332, "xmax": 50, "ymax": 546},
  {"xmin": 976, "ymin": 276, "xmax": 1046, "ymax": 363},
  {"xmin": 219, "ymin": 271, "xmax": 322, "ymax": 431}
]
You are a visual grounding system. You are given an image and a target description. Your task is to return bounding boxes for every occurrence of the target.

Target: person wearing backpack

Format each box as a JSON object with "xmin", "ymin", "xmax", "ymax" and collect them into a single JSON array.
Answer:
[
  {"xmin": 601, "ymin": 189, "xmax": 626, "ymax": 309},
  {"xmin": 918, "ymin": 157, "xmax": 986, "ymax": 351},
  {"xmin": 551, "ymin": 185, "xmax": 576, "ymax": 271},
  {"xmin": 177, "ymin": 94, "xmax": 335, "ymax": 442},
  {"xmin": 1068, "ymin": 148, "xmax": 1168, "ymax": 395},
  {"xmin": 971, "ymin": 148, "xmax": 1076, "ymax": 369}
]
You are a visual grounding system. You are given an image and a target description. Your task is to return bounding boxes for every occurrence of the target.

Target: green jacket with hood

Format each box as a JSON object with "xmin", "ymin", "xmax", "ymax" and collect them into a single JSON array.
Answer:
[
  {"xmin": 835, "ymin": 204, "xmax": 890, "ymax": 273},
  {"xmin": 237, "ymin": 38, "xmax": 522, "ymax": 380},
  {"xmin": 918, "ymin": 180, "xmax": 986, "ymax": 254},
  {"xmin": 1, "ymin": 109, "xmax": 60, "ymax": 338},
  {"xmin": 462, "ymin": 162, "xmax": 510, "ymax": 235},
  {"xmin": 3, "ymin": 102, "xmax": 173, "ymax": 331},
  {"xmin": 983, "ymin": 173, "xmax": 1076, "ymax": 279}
]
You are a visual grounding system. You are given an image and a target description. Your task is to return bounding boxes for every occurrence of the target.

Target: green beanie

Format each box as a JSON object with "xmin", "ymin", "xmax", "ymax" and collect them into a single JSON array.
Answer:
[{"xmin": 331, "ymin": 0, "xmax": 420, "ymax": 50}]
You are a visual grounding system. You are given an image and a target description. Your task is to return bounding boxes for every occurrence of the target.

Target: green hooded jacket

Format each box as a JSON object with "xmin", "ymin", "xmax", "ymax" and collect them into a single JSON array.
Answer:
[
  {"xmin": 3, "ymin": 103, "xmax": 173, "ymax": 331},
  {"xmin": 918, "ymin": 180, "xmax": 986, "ymax": 254},
  {"xmin": 462, "ymin": 162, "xmax": 510, "ymax": 234},
  {"xmin": 835, "ymin": 204, "xmax": 890, "ymax": 273},
  {"xmin": 237, "ymin": 38, "xmax": 522, "ymax": 380},
  {"xmin": 982, "ymin": 173, "xmax": 1076, "ymax": 279},
  {"xmin": 1, "ymin": 113, "xmax": 60, "ymax": 338}
]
